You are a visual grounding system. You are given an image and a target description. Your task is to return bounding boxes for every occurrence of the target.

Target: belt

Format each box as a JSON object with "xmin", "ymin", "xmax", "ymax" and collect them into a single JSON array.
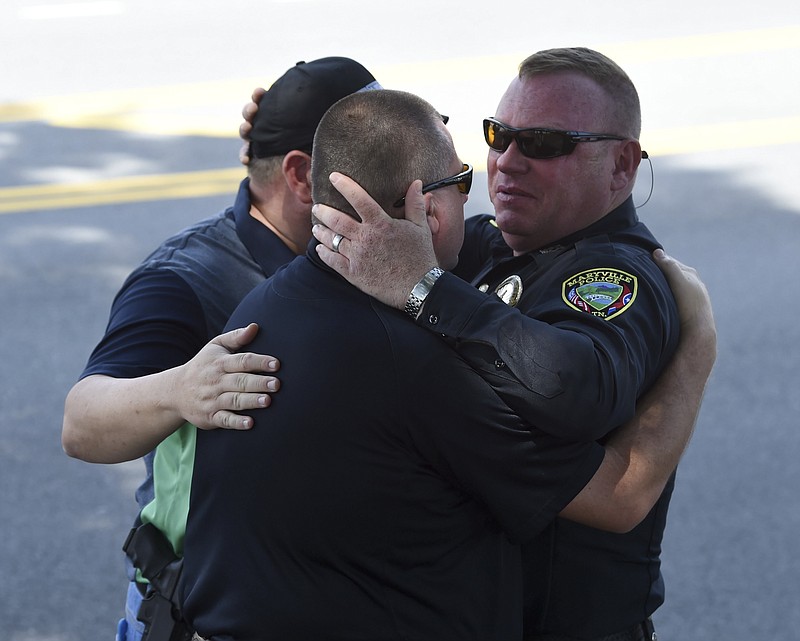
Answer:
[
  {"xmin": 192, "ymin": 621, "xmax": 657, "ymax": 641},
  {"xmin": 531, "ymin": 618, "xmax": 657, "ymax": 641}
]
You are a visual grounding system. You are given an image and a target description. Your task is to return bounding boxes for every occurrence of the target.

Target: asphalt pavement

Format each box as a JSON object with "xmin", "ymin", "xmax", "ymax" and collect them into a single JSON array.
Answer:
[{"xmin": 1, "ymin": 1, "xmax": 799, "ymax": 639}]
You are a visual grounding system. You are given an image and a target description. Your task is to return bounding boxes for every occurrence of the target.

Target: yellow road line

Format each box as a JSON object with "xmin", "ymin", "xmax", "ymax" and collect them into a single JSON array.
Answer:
[
  {"xmin": 598, "ymin": 25, "xmax": 800, "ymax": 62},
  {"xmin": 4, "ymin": 113, "xmax": 800, "ymax": 215},
  {"xmin": 1, "ymin": 26, "xmax": 798, "ymax": 214},
  {"xmin": 0, "ymin": 168, "xmax": 244, "ymax": 214},
  {"xmin": 642, "ymin": 115, "xmax": 800, "ymax": 155},
  {"xmin": 1, "ymin": 25, "xmax": 797, "ymax": 133},
  {"xmin": 4, "ymin": 112, "xmax": 800, "ymax": 215}
]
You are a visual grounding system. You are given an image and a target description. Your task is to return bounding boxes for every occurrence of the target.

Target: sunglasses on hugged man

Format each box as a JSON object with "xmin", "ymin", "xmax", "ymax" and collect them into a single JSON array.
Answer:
[{"xmin": 393, "ymin": 163, "xmax": 473, "ymax": 208}]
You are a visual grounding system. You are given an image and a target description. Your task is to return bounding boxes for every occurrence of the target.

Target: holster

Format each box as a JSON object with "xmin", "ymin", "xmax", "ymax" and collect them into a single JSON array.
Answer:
[
  {"xmin": 123, "ymin": 523, "xmax": 193, "ymax": 641},
  {"xmin": 641, "ymin": 618, "xmax": 657, "ymax": 641}
]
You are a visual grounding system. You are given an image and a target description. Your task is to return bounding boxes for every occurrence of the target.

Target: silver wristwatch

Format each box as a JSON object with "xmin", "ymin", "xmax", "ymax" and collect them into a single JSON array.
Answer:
[{"xmin": 404, "ymin": 267, "xmax": 444, "ymax": 319}]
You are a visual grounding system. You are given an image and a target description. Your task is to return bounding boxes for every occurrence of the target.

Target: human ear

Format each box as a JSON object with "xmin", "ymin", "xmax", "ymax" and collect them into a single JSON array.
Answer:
[
  {"xmin": 424, "ymin": 193, "xmax": 440, "ymax": 236},
  {"xmin": 611, "ymin": 140, "xmax": 642, "ymax": 192},
  {"xmin": 283, "ymin": 151, "xmax": 313, "ymax": 204}
]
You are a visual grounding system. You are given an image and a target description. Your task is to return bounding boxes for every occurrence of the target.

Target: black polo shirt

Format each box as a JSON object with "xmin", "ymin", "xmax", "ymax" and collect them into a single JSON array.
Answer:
[
  {"xmin": 181, "ymin": 248, "xmax": 604, "ymax": 641},
  {"xmin": 420, "ymin": 198, "xmax": 681, "ymax": 637}
]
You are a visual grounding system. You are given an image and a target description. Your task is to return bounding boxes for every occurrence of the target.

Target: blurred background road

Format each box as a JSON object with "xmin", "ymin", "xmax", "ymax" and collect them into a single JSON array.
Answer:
[{"xmin": 1, "ymin": 1, "xmax": 798, "ymax": 639}]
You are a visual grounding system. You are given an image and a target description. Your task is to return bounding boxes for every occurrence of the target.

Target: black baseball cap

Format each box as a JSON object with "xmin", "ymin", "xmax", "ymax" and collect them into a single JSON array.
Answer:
[{"xmin": 250, "ymin": 57, "xmax": 381, "ymax": 158}]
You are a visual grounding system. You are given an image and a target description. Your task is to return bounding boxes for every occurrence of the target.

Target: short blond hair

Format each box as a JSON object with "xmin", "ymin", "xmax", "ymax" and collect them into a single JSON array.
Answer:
[{"xmin": 519, "ymin": 47, "xmax": 641, "ymax": 138}]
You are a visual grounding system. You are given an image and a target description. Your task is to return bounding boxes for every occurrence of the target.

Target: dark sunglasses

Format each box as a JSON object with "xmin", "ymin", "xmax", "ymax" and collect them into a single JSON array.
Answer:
[
  {"xmin": 483, "ymin": 117, "xmax": 626, "ymax": 159},
  {"xmin": 393, "ymin": 163, "xmax": 473, "ymax": 208}
]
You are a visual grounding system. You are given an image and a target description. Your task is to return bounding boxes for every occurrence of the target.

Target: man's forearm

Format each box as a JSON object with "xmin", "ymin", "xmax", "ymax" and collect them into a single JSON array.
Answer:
[
  {"xmin": 62, "ymin": 325, "xmax": 282, "ymax": 463},
  {"xmin": 416, "ymin": 272, "xmax": 643, "ymax": 440},
  {"xmin": 559, "ymin": 318, "xmax": 716, "ymax": 532},
  {"xmin": 62, "ymin": 372, "xmax": 187, "ymax": 463}
]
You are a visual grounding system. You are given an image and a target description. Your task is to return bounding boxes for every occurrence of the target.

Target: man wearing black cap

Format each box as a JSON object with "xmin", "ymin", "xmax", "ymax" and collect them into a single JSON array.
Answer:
[{"xmin": 61, "ymin": 57, "xmax": 381, "ymax": 641}]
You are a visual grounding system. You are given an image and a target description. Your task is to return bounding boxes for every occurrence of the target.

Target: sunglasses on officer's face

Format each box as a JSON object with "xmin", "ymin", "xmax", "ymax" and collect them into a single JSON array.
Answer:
[
  {"xmin": 483, "ymin": 117, "xmax": 628, "ymax": 160},
  {"xmin": 393, "ymin": 163, "xmax": 473, "ymax": 208}
]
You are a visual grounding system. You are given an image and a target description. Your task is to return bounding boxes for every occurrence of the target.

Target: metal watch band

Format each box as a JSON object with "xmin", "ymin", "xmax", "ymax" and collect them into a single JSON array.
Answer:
[{"xmin": 404, "ymin": 267, "xmax": 444, "ymax": 320}]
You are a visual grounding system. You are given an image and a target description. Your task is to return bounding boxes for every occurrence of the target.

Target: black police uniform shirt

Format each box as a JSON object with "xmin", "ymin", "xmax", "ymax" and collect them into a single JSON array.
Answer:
[
  {"xmin": 425, "ymin": 196, "xmax": 681, "ymax": 638},
  {"xmin": 180, "ymin": 246, "xmax": 605, "ymax": 641},
  {"xmin": 79, "ymin": 178, "xmax": 295, "ymax": 510}
]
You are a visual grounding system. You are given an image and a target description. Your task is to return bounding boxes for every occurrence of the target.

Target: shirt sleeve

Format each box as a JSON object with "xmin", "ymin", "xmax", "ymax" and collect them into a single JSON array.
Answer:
[
  {"xmin": 416, "ymin": 254, "xmax": 679, "ymax": 442},
  {"xmin": 80, "ymin": 268, "xmax": 208, "ymax": 380},
  {"xmin": 404, "ymin": 348, "xmax": 605, "ymax": 545}
]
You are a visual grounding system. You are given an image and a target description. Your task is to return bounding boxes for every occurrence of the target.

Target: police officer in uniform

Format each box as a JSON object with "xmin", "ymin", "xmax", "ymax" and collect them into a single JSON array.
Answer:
[{"xmin": 312, "ymin": 47, "xmax": 688, "ymax": 641}]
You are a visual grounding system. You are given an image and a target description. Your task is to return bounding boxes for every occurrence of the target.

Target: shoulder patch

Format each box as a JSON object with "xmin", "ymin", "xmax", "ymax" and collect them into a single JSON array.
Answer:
[{"xmin": 562, "ymin": 268, "xmax": 637, "ymax": 320}]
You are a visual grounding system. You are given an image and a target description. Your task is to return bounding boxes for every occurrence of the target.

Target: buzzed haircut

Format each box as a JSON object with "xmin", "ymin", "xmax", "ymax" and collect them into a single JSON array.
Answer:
[
  {"xmin": 519, "ymin": 47, "xmax": 642, "ymax": 139},
  {"xmin": 311, "ymin": 89, "xmax": 454, "ymax": 219},
  {"xmin": 247, "ymin": 154, "xmax": 284, "ymax": 187}
]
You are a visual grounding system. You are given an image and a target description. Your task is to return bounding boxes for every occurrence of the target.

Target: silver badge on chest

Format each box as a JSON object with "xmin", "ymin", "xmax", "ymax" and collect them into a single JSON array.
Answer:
[{"xmin": 490, "ymin": 274, "xmax": 523, "ymax": 307}]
